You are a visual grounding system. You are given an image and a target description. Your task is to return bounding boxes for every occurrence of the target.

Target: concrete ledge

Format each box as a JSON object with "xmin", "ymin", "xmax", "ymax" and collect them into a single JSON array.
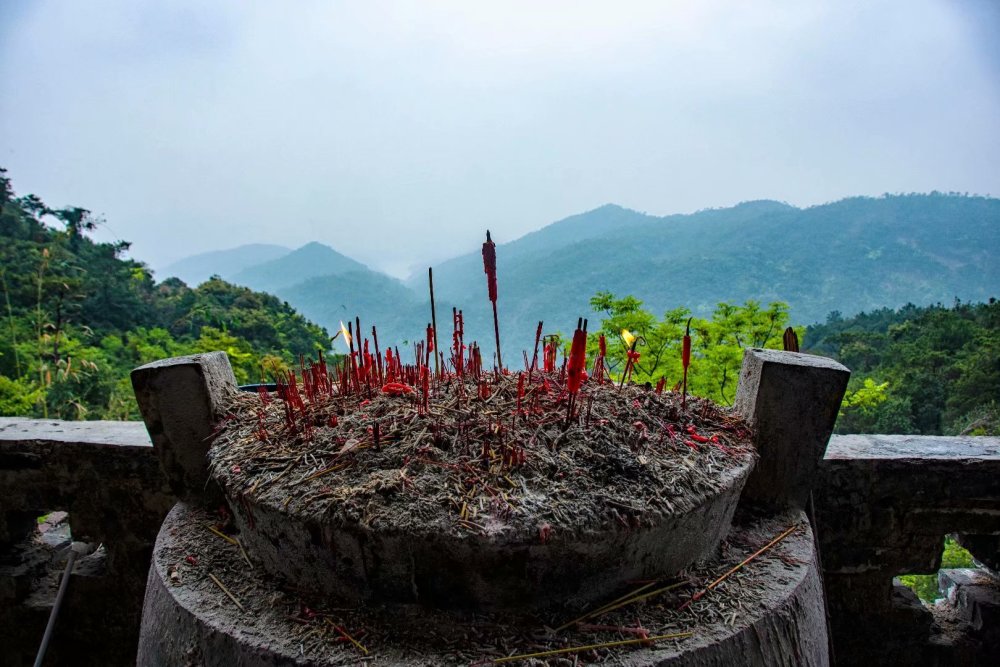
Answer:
[
  {"xmin": 0, "ymin": 417, "xmax": 168, "ymax": 549},
  {"xmin": 825, "ymin": 434, "xmax": 1000, "ymax": 460},
  {"xmin": 818, "ymin": 434, "xmax": 1000, "ymax": 574},
  {"xmin": 0, "ymin": 417, "xmax": 152, "ymax": 448}
]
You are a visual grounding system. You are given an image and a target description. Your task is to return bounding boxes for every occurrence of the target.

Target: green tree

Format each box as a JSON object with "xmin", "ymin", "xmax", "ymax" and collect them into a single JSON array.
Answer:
[
  {"xmin": 588, "ymin": 292, "xmax": 797, "ymax": 404},
  {"xmin": 805, "ymin": 299, "xmax": 1000, "ymax": 434}
]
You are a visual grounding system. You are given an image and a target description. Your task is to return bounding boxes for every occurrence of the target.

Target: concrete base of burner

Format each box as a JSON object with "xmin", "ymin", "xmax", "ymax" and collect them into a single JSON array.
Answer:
[
  {"xmin": 138, "ymin": 503, "xmax": 829, "ymax": 666},
  {"xmin": 227, "ymin": 455, "xmax": 753, "ymax": 613}
]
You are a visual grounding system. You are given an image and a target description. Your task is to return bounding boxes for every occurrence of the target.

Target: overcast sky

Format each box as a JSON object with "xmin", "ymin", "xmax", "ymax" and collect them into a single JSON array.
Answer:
[{"xmin": 1, "ymin": 1, "xmax": 998, "ymax": 278}]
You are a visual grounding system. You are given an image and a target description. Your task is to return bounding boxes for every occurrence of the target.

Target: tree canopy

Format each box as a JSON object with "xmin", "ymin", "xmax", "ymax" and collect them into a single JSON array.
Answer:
[
  {"xmin": 805, "ymin": 299, "xmax": 1000, "ymax": 435},
  {"xmin": 0, "ymin": 167, "xmax": 331, "ymax": 420}
]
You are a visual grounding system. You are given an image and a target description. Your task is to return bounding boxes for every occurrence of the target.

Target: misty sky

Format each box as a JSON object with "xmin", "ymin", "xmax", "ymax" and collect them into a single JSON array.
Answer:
[{"xmin": 1, "ymin": 1, "xmax": 998, "ymax": 278}]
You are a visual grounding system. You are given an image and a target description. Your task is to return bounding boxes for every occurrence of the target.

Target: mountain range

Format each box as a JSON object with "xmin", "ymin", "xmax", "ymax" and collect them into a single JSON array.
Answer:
[
  {"xmin": 162, "ymin": 243, "xmax": 290, "ymax": 287},
  {"xmin": 159, "ymin": 193, "xmax": 1000, "ymax": 359}
]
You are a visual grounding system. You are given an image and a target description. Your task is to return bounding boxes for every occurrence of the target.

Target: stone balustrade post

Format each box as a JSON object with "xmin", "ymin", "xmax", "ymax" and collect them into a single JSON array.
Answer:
[
  {"xmin": 131, "ymin": 352, "xmax": 237, "ymax": 504},
  {"xmin": 733, "ymin": 348, "xmax": 850, "ymax": 511}
]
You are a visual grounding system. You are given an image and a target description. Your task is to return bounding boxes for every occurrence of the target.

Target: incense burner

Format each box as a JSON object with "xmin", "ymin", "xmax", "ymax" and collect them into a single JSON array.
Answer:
[
  {"xmin": 207, "ymin": 379, "xmax": 756, "ymax": 612},
  {"xmin": 132, "ymin": 348, "xmax": 848, "ymax": 666}
]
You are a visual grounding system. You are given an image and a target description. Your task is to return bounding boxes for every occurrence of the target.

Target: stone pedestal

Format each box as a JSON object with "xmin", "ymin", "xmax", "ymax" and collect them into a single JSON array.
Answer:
[
  {"xmin": 138, "ymin": 503, "xmax": 829, "ymax": 666},
  {"xmin": 133, "ymin": 349, "xmax": 850, "ymax": 666}
]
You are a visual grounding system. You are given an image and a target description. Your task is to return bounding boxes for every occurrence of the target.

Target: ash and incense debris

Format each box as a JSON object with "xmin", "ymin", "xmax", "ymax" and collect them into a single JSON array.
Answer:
[
  {"xmin": 164, "ymin": 504, "xmax": 807, "ymax": 666},
  {"xmin": 210, "ymin": 366, "xmax": 755, "ymax": 540}
]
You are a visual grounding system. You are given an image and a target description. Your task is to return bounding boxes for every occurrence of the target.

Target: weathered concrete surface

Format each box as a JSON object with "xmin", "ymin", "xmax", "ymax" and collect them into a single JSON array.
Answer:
[
  {"xmin": 226, "ymin": 456, "xmax": 753, "ymax": 612},
  {"xmin": 825, "ymin": 433, "xmax": 1000, "ymax": 460},
  {"xmin": 816, "ymin": 434, "xmax": 1000, "ymax": 666},
  {"xmin": 0, "ymin": 418, "xmax": 153, "ymax": 545},
  {"xmin": 131, "ymin": 352, "xmax": 237, "ymax": 503},
  {"xmin": 0, "ymin": 417, "xmax": 173, "ymax": 666},
  {"xmin": 938, "ymin": 569, "xmax": 1000, "ymax": 637},
  {"xmin": 927, "ymin": 569, "xmax": 1000, "ymax": 665},
  {"xmin": 955, "ymin": 534, "xmax": 1000, "ymax": 575},
  {"xmin": 139, "ymin": 503, "xmax": 829, "ymax": 666},
  {"xmin": 734, "ymin": 349, "xmax": 849, "ymax": 511},
  {"xmin": 0, "ymin": 417, "xmax": 169, "ymax": 566}
]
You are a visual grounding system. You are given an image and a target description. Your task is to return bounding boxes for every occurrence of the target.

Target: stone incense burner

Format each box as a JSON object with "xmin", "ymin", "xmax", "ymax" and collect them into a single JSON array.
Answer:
[{"xmin": 131, "ymin": 348, "xmax": 848, "ymax": 666}]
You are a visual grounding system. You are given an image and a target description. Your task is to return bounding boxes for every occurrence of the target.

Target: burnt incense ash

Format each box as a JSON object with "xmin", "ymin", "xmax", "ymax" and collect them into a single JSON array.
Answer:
[{"xmin": 211, "ymin": 370, "xmax": 755, "ymax": 541}]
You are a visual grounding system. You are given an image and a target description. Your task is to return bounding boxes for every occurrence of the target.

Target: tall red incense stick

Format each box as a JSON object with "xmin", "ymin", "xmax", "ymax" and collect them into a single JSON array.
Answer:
[
  {"xmin": 566, "ymin": 318, "xmax": 588, "ymax": 423},
  {"xmin": 428, "ymin": 267, "xmax": 440, "ymax": 376},
  {"xmin": 482, "ymin": 231, "xmax": 502, "ymax": 371},
  {"xmin": 681, "ymin": 317, "xmax": 692, "ymax": 410},
  {"xmin": 425, "ymin": 323, "xmax": 434, "ymax": 370}
]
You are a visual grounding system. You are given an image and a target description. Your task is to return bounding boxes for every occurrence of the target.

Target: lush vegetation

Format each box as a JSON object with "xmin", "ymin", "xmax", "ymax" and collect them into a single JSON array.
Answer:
[
  {"xmin": 584, "ymin": 292, "xmax": 797, "ymax": 405},
  {"xmin": 805, "ymin": 300, "xmax": 1000, "ymax": 436},
  {"xmin": 0, "ymin": 168, "xmax": 331, "ymax": 420},
  {"xmin": 3, "ymin": 163, "xmax": 996, "ymax": 437},
  {"xmin": 578, "ymin": 293, "xmax": 999, "ymax": 438}
]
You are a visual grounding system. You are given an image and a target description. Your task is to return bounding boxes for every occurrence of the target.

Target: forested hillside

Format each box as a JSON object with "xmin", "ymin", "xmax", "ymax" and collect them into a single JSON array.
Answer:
[
  {"xmin": 170, "ymin": 194, "xmax": 997, "ymax": 362},
  {"xmin": 406, "ymin": 195, "xmax": 998, "ymax": 361},
  {"xmin": 0, "ymin": 168, "xmax": 331, "ymax": 420},
  {"xmin": 231, "ymin": 242, "xmax": 370, "ymax": 294},
  {"xmin": 276, "ymin": 269, "xmax": 435, "ymax": 351},
  {"xmin": 805, "ymin": 300, "xmax": 1000, "ymax": 435},
  {"xmin": 575, "ymin": 293, "xmax": 999, "ymax": 437},
  {"xmin": 4, "ymin": 163, "xmax": 996, "ymax": 437}
]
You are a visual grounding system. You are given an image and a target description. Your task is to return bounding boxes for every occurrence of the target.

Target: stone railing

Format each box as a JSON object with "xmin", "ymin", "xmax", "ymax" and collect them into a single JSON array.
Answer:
[
  {"xmin": 815, "ymin": 433, "xmax": 1000, "ymax": 666},
  {"xmin": 0, "ymin": 417, "xmax": 172, "ymax": 666},
  {"xmin": 2, "ymin": 416, "xmax": 998, "ymax": 666}
]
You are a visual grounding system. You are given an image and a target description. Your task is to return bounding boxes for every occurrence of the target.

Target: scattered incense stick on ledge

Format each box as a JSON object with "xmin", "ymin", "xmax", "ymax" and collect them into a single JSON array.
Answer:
[{"xmin": 480, "ymin": 631, "xmax": 695, "ymax": 665}]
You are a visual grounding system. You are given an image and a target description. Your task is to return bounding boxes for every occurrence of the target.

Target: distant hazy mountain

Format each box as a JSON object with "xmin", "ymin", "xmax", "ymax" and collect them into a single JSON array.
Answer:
[
  {"xmin": 276, "ymin": 269, "xmax": 447, "ymax": 354},
  {"xmin": 204, "ymin": 194, "xmax": 999, "ymax": 363},
  {"xmin": 230, "ymin": 242, "xmax": 369, "ymax": 293},
  {"xmin": 406, "ymin": 204, "xmax": 657, "ymax": 294},
  {"xmin": 160, "ymin": 243, "xmax": 290, "ymax": 286}
]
